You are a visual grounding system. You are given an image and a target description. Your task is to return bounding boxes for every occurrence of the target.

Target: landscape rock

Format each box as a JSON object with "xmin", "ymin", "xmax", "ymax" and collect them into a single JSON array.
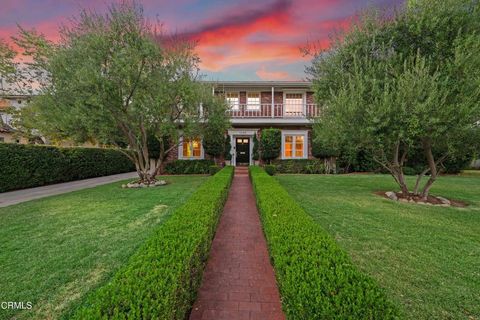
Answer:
[
  {"xmin": 385, "ymin": 191, "xmax": 398, "ymax": 201},
  {"xmin": 436, "ymin": 196, "xmax": 451, "ymax": 205}
]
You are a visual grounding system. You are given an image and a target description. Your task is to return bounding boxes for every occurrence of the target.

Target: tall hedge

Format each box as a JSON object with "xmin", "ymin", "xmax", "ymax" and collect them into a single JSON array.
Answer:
[
  {"xmin": 260, "ymin": 128, "xmax": 281, "ymax": 162},
  {"xmin": 71, "ymin": 166, "xmax": 234, "ymax": 319},
  {"xmin": 0, "ymin": 144, "xmax": 134, "ymax": 192},
  {"xmin": 249, "ymin": 166, "xmax": 399, "ymax": 319}
]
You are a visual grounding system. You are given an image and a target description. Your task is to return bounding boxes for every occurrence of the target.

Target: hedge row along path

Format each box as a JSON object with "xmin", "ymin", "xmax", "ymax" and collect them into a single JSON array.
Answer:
[
  {"xmin": 190, "ymin": 166, "xmax": 285, "ymax": 320},
  {"xmin": 0, "ymin": 172, "xmax": 137, "ymax": 208}
]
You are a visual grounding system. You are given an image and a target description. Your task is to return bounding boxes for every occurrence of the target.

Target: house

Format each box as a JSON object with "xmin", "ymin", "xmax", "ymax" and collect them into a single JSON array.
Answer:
[
  {"xmin": 175, "ymin": 81, "xmax": 319, "ymax": 166},
  {"xmin": 0, "ymin": 95, "xmax": 30, "ymax": 144}
]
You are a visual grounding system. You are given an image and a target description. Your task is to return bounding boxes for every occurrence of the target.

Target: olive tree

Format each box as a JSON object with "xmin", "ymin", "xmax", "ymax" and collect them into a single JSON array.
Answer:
[
  {"xmin": 308, "ymin": 0, "xmax": 480, "ymax": 199},
  {"xmin": 15, "ymin": 2, "xmax": 225, "ymax": 184}
]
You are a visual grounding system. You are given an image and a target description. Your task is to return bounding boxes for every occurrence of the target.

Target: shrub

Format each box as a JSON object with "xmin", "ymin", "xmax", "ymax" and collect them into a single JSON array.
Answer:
[
  {"xmin": 72, "ymin": 166, "xmax": 234, "ymax": 319},
  {"xmin": 272, "ymin": 159, "xmax": 326, "ymax": 174},
  {"xmin": 209, "ymin": 165, "xmax": 221, "ymax": 175},
  {"xmin": 0, "ymin": 144, "xmax": 134, "ymax": 192},
  {"xmin": 164, "ymin": 159, "xmax": 214, "ymax": 174},
  {"xmin": 264, "ymin": 164, "xmax": 276, "ymax": 176},
  {"xmin": 252, "ymin": 134, "xmax": 259, "ymax": 161},
  {"xmin": 249, "ymin": 167, "xmax": 399, "ymax": 319},
  {"xmin": 260, "ymin": 128, "xmax": 281, "ymax": 162},
  {"xmin": 224, "ymin": 135, "xmax": 232, "ymax": 161}
]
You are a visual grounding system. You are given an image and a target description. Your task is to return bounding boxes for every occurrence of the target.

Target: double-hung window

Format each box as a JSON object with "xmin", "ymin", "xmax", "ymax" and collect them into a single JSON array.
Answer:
[
  {"xmin": 181, "ymin": 138, "xmax": 202, "ymax": 159},
  {"xmin": 246, "ymin": 92, "xmax": 260, "ymax": 111},
  {"xmin": 226, "ymin": 92, "xmax": 239, "ymax": 110},
  {"xmin": 284, "ymin": 93, "xmax": 303, "ymax": 116},
  {"xmin": 282, "ymin": 131, "xmax": 307, "ymax": 159}
]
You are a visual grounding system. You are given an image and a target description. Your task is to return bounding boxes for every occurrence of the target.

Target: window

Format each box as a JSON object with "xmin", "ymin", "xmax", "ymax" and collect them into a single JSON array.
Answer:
[
  {"xmin": 182, "ymin": 138, "xmax": 202, "ymax": 159},
  {"xmin": 282, "ymin": 131, "xmax": 307, "ymax": 159},
  {"xmin": 225, "ymin": 92, "xmax": 239, "ymax": 110},
  {"xmin": 285, "ymin": 93, "xmax": 303, "ymax": 116},
  {"xmin": 246, "ymin": 92, "xmax": 260, "ymax": 110}
]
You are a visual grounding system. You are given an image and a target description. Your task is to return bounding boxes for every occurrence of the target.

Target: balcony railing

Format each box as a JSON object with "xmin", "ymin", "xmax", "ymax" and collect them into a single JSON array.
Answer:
[{"xmin": 226, "ymin": 104, "xmax": 320, "ymax": 118}]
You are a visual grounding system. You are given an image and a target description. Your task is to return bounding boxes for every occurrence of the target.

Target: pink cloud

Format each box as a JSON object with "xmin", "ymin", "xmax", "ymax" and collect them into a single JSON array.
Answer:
[{"xmin": 256, "ymin": 66, "xmax": 292, "ymax": 80}]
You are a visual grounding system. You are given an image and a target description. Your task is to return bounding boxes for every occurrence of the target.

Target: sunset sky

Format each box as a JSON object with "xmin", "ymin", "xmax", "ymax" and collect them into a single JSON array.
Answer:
[{"xmin": 0, "ymin": 0, "xmax": 404, "ymax": 81}]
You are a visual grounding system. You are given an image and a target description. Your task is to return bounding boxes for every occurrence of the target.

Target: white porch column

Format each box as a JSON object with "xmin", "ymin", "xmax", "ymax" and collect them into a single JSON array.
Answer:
[{"xmin": 271, "ymin": 86, "xmax": 274, "ymax": 118}]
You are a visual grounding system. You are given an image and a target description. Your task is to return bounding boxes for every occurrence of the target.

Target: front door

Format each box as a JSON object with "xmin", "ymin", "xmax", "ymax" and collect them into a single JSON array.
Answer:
[{"xmin": 235, "ymin": 137, "xmax": 250, "ymax": 165}]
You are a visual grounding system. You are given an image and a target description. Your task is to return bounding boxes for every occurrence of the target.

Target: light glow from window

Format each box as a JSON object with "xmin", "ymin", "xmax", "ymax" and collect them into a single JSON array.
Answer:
[{"xmin": 183, "ymin": 138, "xmax": 202, "ymax": 158}]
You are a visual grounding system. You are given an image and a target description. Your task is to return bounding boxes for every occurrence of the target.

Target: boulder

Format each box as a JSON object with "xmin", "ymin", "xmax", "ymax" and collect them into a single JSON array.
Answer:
[{"xmin": 385, "ymin": 191, "xmax": 398, "ymax": 201}]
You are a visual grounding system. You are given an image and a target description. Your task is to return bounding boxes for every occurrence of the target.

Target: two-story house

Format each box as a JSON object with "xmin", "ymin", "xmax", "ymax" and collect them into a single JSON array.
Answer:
[{"xmin": 176, "ymin": 81, "xmax": 319, "ymax": 166}]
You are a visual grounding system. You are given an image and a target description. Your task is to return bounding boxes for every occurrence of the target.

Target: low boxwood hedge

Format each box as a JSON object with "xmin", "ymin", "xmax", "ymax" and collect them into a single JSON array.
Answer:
[
  {"xmin": 164, "ymin": 159, "xmax": 214, "ymax": 174},
  {"xmin": 0, "ymin": 143, "xmax": 134, "ymax": 192},
  {"xmin": 71, "ymin": 166, "xmax": 234, "ymax": 319},
  {"xmin": 272, "ymin": 159, "xmax": 326, "ymax": 174},
  {"xmin": 249, "ymin": 166, "xmax": 399, "ymax": 319}
]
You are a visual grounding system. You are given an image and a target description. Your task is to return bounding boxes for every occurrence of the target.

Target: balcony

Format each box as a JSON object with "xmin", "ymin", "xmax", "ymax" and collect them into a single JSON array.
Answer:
[{"xmin": 226, "ymin": 103, "xmax": 321, "ymax": 119}]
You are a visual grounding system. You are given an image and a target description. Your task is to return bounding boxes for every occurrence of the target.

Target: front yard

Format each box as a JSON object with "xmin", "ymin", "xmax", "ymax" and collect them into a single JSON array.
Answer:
[
  {"xmin": 277, "ymin": 174, "xmax": 480, "ymax": 319},
  {"xmin": 0, "ymin": 175, "xmax": 207, "ymax": 320}
]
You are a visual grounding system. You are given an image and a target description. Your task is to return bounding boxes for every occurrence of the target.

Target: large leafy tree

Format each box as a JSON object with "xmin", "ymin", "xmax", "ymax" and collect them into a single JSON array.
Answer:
[
  {"xmin": 15, "ymin": 2, "xmax": 226, "ymax": 184},
  {"xmin": 308, "ymin": 0, "xmax": 480, "ymax": 199}
]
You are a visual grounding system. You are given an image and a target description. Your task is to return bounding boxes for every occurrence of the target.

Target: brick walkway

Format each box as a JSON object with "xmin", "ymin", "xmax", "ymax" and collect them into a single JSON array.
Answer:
[{"xmin": 190, "ymin": 167, "xmax": 285, "ymax": 320}]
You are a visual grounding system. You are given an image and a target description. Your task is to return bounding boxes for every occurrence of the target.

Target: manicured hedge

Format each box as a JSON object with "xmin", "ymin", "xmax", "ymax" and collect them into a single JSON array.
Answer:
[
  {"xmin": 272, "ymin": 159, "xmax": 326, "ymax": 174},
  {"xmin": 72, "ymin": 166, "xmax": 234, "ymax": 319},
  {"xmin": 249, "ymin": 166, "xmax": 399, "ymax": 319},
  {"xmin": 164, "ymin": 159, "xmax": 214, "ymax": 174},
  {"xmin": 0, "ymin": 143, "xmax": 134, "ymax": 192}
]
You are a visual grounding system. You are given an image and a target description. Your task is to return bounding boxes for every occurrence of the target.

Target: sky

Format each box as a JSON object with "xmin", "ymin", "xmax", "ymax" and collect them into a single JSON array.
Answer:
[{"xmin": 0, "ymin": 0, "xmax": 404, "ymax": 81}]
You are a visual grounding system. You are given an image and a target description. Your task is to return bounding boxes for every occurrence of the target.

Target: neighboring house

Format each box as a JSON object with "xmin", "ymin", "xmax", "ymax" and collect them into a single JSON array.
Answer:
[
  {"xmin": 174, "ymin": 81, "xmax": 319, "ymax": 166},
  {"xmin": 0, "ymin": 95, "xmax": 30, "ymax": 144}
]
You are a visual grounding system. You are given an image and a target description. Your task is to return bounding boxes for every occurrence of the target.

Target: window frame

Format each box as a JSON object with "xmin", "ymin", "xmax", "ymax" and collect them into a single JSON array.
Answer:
[
  {"xmin": 225, "ymin": 92, "xmax": 240, "ymax": 111},
  {"xmin": 246, "ymin": 92, "xmax": 261, "ymax": 111},
  {"xmin": 283, "ymin": 91, "xmax": 306, "ymax": 116},
  {"xmin": 178, "ymin": 137, "xmax": 204, "ymax": 160},
  {"xmin": 281, "ymin": 130, "xmax": 308, "ymax": 159}
]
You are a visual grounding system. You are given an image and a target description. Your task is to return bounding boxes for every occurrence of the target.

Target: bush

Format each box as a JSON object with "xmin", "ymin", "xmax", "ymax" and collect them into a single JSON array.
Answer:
[
  {"xmin": 224, "ymin": 135, "xmax": 232, "ymax": 161},
  {"xmin": 0, "ymin": 144, "xmax": 134, "ymax": 192},
  {"xmin": 260, "ymin": 128, "xmax": 281, "ymax": 162},
  {"xmin": 252, "ymin": 134, "xmax": 259, "ymax": 161},
  {"xmin": 164, "ymin": 159, "xmax": 214, "ymax": 174},
  {"xmin": 272, "ymin": 159, "xmax": 326, "ymax": 174},
  {"xmin": 209, "ymin": 165, "xmax": 221, "ymax": 175},
  {"xmin": 72, "ymin": 166, "xmax": 234, "ymax": 319},
  {"xmin": 264, "ymin": 164, "xmax": 276, "ymax": 176},
  {"xmin": 249, "ymin": 167, "xmax": 399, "ymax": 319}
]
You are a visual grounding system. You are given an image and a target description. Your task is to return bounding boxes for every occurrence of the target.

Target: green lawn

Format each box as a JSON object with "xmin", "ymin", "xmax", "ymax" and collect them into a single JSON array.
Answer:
[
  {"xmin": 0, "ymin": 175, "xmax": 207, "ymax": 320},
  {"xmin": 276, "ymin": 174, "xmax": 480, "ymax": 320}
]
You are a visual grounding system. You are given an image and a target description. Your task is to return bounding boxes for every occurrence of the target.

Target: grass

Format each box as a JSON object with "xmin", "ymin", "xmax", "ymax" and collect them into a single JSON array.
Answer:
[
  {"xmin": 0, "ymin": 175, "xmax": 207, "ymax": 320},
  {"xmin": 460, "ymin": 169, "xmax": 480, "ymax": 177},
  {"xmin": 276, "ymin": 174, "xmax": 480, "ymax": 320}
]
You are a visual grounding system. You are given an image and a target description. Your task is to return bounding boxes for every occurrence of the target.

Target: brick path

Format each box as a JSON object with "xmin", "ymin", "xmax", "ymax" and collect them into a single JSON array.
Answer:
[{"xmin": 190, "ymin": 167, "xmax": 286, "ymax": 320}]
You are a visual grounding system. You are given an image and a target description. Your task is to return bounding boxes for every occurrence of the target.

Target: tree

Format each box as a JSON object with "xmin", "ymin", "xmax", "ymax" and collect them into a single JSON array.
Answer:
[
  {"xmin": 201, "ymin": 96, "xmax": 230, "ymax": 163},
  {"xmin": 252, "ymin": 134, "xmax": 259, "ymax": 161},
  {"xmin": 260, "ymin": 128, "xmax": 281, "ymax": 163},
  {"xmin": 14, "ymin": 2, "xmax": 225, "ymax": 184},
  {"xmin": 224, "ymin": 135, "xmax": 232, "ymax": 161},
  {"xmin": 307, "ymin": 0, "xmax": 480, "ymax": 199},
  {"xmin": 0, "ymin": 39, "xmax": 16, "ymax": 94}
]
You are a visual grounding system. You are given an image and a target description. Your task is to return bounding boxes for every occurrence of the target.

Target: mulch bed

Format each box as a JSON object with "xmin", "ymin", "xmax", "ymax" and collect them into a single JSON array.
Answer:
[{"xmin": 374, "ymin": 191, "xmax": 468, "ymax": 208}]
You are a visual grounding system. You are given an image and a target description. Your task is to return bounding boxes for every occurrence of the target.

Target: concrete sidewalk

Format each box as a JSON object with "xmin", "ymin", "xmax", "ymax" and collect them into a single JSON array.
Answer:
[{"xmin": 0, "ymin": 172, "xmax": 137, "ymax": 208}]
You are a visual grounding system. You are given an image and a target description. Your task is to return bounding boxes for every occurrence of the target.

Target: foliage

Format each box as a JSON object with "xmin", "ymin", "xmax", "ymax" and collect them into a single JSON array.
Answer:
[
  {"xmin": 252, "ymin": 133, "xmax": 259, "ymax": 160},
  {"xmin": 13, "ymin": 2, "xmax": 226, "ymax": 183},
  {"xmin": 273, "ymin": 159, "xmax": 326, "ymax": 174},
  {"xmin": 277, "ymin": 174, "xmax": 480, "ymax": 319},
  {"xmin": 308, "ymin": 0, "xmax": 480, "ymax": 199},
  {"xmin": 260, "ymin": 128, "xmax": 281, "ymax": 162},
  {"xmin": 164, "ymin": 159, "xmax": 214, "ymax": 174},
  {"xmin": 264, "ymin": 164, "xmax": 276, "ymax": 176},
  {"xmin": 224, "ymin": 135, "xmax": 232, "ymax": 160},
  {"xmin": 71, "ymin": 167, "xmax": 233, "ymax": 319},
  {"xmin": 0, "ymin": 175, "xmax": 206, "ymax": 320},
  {"xmin": 201, "ymin": 96, "xmax": 230, "ymax": 161},
  {"xmin": 208, "ymin": 165, "xmax": 221, "ymax": 175},
  {"xmin": 249, "ymin": 167, "xmax": 399, "ymax": 319},
  {"xmin": 0, "ymin": 143, "xmax": 133, "ymax": 192}
]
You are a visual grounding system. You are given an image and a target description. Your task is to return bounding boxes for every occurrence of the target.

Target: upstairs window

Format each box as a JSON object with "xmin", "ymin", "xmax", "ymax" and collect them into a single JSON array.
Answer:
[
  {"xmin": 285, "ymin": 93, "xmax": 303, "ymax": 116},
  {"xmin": 246, "ymin": 92, "xmax": 260, "ymax": 110},
  {"xmin": 225, "ymin": 92, "xmax": 239, "ymax": 110},
  {"xmin": 182, "ymin": 138, "xmax": 202, "ymax": 159}
]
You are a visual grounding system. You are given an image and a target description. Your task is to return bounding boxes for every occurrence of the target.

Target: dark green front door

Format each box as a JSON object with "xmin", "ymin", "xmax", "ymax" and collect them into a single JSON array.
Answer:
[{"xmin": 236, "ymin": 137, "xmax": 250, "ymax": 165}]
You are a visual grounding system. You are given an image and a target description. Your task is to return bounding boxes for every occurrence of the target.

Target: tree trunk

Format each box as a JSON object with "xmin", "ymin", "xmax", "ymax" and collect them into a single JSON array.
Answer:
[{"xmin": 420, "ymin": 138, "xmax": 437, "ymax": 200}]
